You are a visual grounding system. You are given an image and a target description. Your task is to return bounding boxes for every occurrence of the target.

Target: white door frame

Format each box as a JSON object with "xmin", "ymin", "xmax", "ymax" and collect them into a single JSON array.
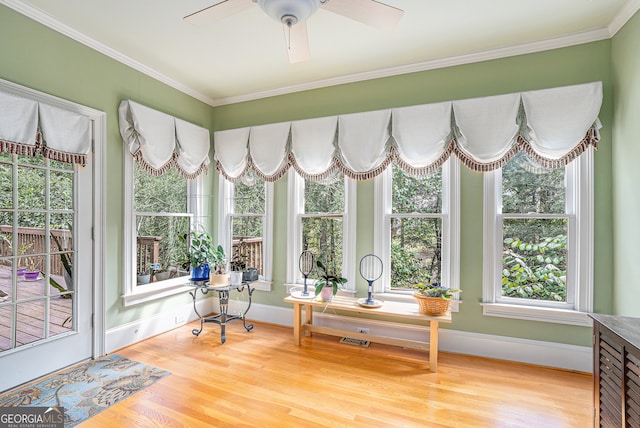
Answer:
[{"xmin": 0, "ymin": 78, "xmax": 106, "ymax": 374}]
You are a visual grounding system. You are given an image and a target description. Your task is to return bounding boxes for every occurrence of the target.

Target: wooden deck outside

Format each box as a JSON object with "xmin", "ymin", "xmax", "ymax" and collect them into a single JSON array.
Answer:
[{"xmin": 0, "ymin": 266, "xmax": 72, "ymax": 352}]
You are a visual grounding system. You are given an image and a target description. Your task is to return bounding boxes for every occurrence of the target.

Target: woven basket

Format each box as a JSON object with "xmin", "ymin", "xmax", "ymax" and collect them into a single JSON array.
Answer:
[{"xmin": 413, "ymin": 293, "xmax": 450, "ymax": 316}]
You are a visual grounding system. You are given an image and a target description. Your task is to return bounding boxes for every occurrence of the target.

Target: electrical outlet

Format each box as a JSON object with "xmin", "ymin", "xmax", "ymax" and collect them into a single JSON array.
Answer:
[
  {"xmin": 174, "ymin": 314, "xmax": 186, "ymax": 325},
  {"xmin": 356, "ymin": 327, "xmax": 370, "ymax": 334}
]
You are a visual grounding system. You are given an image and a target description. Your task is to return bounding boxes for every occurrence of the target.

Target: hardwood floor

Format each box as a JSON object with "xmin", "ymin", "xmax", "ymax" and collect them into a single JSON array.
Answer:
[{"xmin": 81, "ymin": 320, "xmax": 593, "ymax": 427}]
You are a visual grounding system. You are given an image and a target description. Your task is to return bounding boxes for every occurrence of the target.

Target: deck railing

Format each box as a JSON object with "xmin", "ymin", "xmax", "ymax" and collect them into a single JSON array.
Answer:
[
  {"xmin": 232, "ymin": 237, "xmax": 263, "ymax": 274},
  {"xmin": 0, "ymin": 225, "xmax": 72, "ymax": 276},
  {"xmin": 1, "ymin": 226, "xmax": 264, "ymax": 277}
]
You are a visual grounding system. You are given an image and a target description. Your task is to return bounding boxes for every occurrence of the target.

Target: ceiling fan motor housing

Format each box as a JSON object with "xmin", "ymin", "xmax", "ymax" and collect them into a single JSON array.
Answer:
[{"xmin": 255, "ymin": 0, "xmax": 321, "ymax": 25}]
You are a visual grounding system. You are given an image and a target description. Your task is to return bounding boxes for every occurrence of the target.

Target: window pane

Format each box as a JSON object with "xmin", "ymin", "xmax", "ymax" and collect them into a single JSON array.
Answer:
[
  {"xmin": 390, "ymin": 217, "xmax": 441, "ymax": 288},
  {"xmin": 502, "ymin": 152, "xmax": 565, "ymax": 214},
  {"xmin": 392, "ymin": 166, "xmax": 442, "ymax": 214},
  {"xmin": 136, "ymin": 215, "xmax": 190, "ymax": 282},
  {"xmin": 0, "ymin": 160, "xmax": 11, "ymax": 209},
  {"xmin": 302, "ymin": 217, "xmax": 342, "ymax": 275},
  {"xmin": 502, "ymin": 218, "xmax": 567, "ymax": 302},
  {"xmin": 305, "ymin": 176, "xmax": 344, "ymax": 214},
  {"xmin": 17, "ymin": 165, "xmax": 45, "ymax": 210},
  {"xmin": 231, "ymin": 216, "xmax": 263, "ymax": 274},
  {"xmin": 50, "ymin": 170, "xmax": 74, "ymax": 210},
  {"xmin": 234, "ymin": 182, "xmax": 265, "ymax": 214},
  {"xmin": 134, "ymin": 163, "xmax": 186, "ymax": 213}
]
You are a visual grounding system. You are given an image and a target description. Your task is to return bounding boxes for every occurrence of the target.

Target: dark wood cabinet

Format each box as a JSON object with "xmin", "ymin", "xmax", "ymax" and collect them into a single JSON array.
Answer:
[{"xmin": 591, "ymin": 313, "xmax": 640, "ymax": 427}]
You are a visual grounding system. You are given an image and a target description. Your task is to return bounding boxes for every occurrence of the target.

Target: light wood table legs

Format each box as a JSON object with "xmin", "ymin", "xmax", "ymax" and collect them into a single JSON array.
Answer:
[
  {"xmin": 292, "ymin": 302, "xmax": 302, "ymax": 346},
  {"xmin": 285, "ymin": 297, "xmax": 450, "ymax": 372},
  {"xmin": 429, "ymin": 321, "xmax": 439, "ymax": 372},
  {"xmin": 304, "ymin": 303, "xmax": 312, "ymax": 336}
]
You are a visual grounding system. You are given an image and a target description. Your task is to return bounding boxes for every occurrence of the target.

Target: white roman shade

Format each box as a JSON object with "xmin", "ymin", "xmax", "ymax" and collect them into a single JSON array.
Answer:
[
  {"xmin": 214, "ymin": 82, "xmax": 603, "ymax": 182},
  {"xmin": 0, "ymin": 90, "xmax": 91, "ymax": 166},
  {"xmin": 118, "ymin": 100, "xmax": 210, "ymax": 179}
]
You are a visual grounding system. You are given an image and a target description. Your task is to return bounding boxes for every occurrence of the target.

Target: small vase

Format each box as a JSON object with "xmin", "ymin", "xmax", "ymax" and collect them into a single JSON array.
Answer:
[
  {"xmin": 191, "ymin": 263, "xmax": 210, "ymax": 282},
  {"xmin": 24, "ymin": 270, "xmax": 40, "ymax": 281},
  {"xmin": 137, "ymin": 273, "xmax": 151, "ymax": 284},
  {"xmin": 320, "ymin": 286, "xmax": 333, "ymax": 302}
]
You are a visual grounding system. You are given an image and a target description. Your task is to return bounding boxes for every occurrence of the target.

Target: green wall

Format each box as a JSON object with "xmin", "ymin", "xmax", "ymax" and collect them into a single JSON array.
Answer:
[
  {"xmin": 0, "ymin": 4, "xmax": 619, "ymax": 347},
  {"xmin": 213, "ymin": 42, "xmax": 614, "ymax": 347},
  {"xmin": 0, "ymin": 6, "xmax": 214, "ymax": 329},
  {"xmin": 612, "ymin": 10, "xmax": 640, "ymax": 316}
]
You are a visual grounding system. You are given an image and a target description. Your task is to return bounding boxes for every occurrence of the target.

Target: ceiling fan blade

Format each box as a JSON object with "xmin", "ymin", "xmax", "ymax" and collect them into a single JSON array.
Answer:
[
  {"xmin": 321, "ymin": 0, "xmax": 403, "ymax": 32},
  {"xmin": 184, "ymin": 0, "xmax": 255, "ymax": 25},
  {"xmin": 284, "ymin": 22, "xmax": 310, "ymax": 63}
]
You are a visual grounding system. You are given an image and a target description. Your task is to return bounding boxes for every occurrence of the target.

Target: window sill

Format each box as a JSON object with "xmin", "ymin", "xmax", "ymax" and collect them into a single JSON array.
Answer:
[
  {"xmin": 251, "ymin": 279, "xmax": 272, "ymax": 292},
  {"xmin": 283, "ymin": 283, "xmax": 357, "ymax": 296},
  {"xmin": 122, "ymin": 281, "xmax": 192, "ymax": 307},
  {"xmin": 481, "ymin": 303, "xmax": 592, "ymax": 327}
]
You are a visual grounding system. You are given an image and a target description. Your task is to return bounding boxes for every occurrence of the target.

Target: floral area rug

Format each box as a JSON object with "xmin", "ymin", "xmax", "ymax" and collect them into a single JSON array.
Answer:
[{"xmin": 0, "ymin": 354, "xmax": 170, "ymax": 427}]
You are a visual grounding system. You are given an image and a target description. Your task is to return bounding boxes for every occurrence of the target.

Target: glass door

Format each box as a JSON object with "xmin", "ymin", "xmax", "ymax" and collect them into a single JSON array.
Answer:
[{"xmin": 0, "ymin": 149, "xmax": 93, "ymax": 392}]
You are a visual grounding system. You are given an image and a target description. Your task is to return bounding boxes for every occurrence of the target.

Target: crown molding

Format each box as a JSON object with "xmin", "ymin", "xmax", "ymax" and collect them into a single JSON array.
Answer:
[
  {"xmin": 609, "ymin": 0, "xmax": 640, "ymax": 35},
  {"xmin": 2, "ymin": 0, "xmax": 638, "ymax": 108},
  {"xmin": 0, "ymin": 0, "xmax": 218, "ymax": 107},
  {"xmin": 215, "ymin": 27, "xmax": 611, "ymax": 106}
]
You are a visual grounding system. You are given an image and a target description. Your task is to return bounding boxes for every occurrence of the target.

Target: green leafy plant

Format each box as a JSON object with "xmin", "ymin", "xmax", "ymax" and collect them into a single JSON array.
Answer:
[
  {"xmin": 181, "ymin": 230, "xmax": 215, "ymax": 269},
  {"xmin": 502, "ymin": 234, "xmax": 567, "ymax": 301},
  {"xmin": 50, "ymin": 230, "xmax": 73, "ymax": 296},
  {"xmin": 210, "ymin": 244, "xmax": 227, "ymax": 274},
  {"xmin": 314, "ymin": 260, "xmax": 347, "ymax": 297},
  {"xmin": 413, "ymin": 282, "xmax": 460, "ymax": 299}
]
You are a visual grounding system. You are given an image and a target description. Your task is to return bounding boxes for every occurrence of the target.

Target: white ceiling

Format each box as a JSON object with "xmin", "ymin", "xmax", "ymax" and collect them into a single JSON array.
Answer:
[{"xmin": 3, "ymin": 0, "xmax": 638, "ymax": 106}]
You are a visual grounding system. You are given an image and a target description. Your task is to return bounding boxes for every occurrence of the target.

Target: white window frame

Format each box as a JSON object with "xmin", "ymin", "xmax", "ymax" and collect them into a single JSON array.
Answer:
[
  {"xmin": 373, "ymin": 159, "xmax": 460, "ymax": 306},
  {"xmin": 285, "ymin": 172, "xmax": 356, "ymax": 293},
  {"xmin": 121, "ymin": 151, "xmax": 202, "ymax": 306},
  {"xmin": 218, "ymin": 177, "xmax": 274, "ymax": 291},
  {"xmin": 481, "ymin": 149, "xmax": 594, "ymax": 326}
]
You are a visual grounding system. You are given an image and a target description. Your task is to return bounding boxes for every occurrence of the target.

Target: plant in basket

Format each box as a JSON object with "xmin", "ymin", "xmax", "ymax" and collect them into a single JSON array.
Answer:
[{"xmin": 412, "ymin": 282, "xmax": 461, "ymax": 315}]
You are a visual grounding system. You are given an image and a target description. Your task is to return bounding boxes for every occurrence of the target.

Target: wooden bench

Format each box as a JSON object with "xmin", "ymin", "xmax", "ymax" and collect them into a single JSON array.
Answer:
[{"xmin": 284, "ymin": 294, "xmax": 452, "ymax": 372}]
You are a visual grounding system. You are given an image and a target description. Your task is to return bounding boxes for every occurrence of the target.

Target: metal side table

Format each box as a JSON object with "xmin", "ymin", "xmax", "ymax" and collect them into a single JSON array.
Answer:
[{"xmin": 188, "ymin": 281, "xmax": 255, "ymax": 344}]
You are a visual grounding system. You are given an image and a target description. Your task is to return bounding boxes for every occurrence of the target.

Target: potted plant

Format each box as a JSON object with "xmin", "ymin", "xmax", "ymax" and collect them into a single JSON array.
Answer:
[
  {"xmin": 181, "ymin": 230, "xmax": 215, "ymax": 282},
  {"xmin": 0, "ymin": 234, "xmax": 33, "ymax": 276},
  {"xmin": 229, "ymin": 238, "xmax": 257, "ymax": 284},
  {"xmin": 412, "ymin": 282, "xmax": 461, "ymax": 316},
  {"xmin": 24, "ymin": 257, "xmax": 41, "ymax": 281},
  {"xmin": 137, "ymin": 265, "xmax": 151, "ymax": 284},
  {"xmin": 314, "ymin": 260, "xmax": 347, "ymax": 302},
  {"xmin": 209, "ymin": 243, "xmax": 229, "ymax": 285}
]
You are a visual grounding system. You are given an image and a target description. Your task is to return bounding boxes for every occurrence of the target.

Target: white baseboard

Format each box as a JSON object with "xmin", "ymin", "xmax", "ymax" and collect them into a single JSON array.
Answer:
[
  {"xmin": 106, "ymin": 297, "xmax": 217, "ymax": 353},
  {"xmin": 107, "ymin": 301, "xmax": 593, "ymax": 373}
]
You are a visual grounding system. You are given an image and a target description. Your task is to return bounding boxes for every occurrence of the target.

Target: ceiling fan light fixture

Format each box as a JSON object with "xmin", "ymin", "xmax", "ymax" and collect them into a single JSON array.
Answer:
[{"xmin": 255, "ymin": 0, "xmax": 321, "ymax": 25}]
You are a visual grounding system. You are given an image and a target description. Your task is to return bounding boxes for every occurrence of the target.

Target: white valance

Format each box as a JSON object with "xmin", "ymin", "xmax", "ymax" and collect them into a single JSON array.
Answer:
[
  {"xmin": 214, "ymin": 82, "xmax": 603, "ymax": 182},
  {"xmin": 118, "ymin": 100, "xmax": 210, "ymax": 179},
  {"xmin": 0, "ymin": 90, "xmax": 91, "ymax": 165}
]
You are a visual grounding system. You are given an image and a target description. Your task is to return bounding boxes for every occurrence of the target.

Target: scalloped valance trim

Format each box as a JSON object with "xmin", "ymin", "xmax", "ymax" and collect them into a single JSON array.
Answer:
[
  {"xmin": 42, "ymin": 147, "xmax": 87, "ymax": 167},
  {"xmin": 0, "ymin": 139, "xmax": 37, "ymax": 157},
  {"xmin": 216, "ymin": 125, "xmax": 599, "ymax": 181},
  {"xmin": 1, "ymin": 132, "xmax": 88, "ymax": 166},
  {"xmin": 214, "ymin": 82, "xmax": 603, "ymax": 182},
  {"xmin": 118, "ymin": 100, "xmax": 211, "ymax": 181},
  {"xmin": 132, "ymin": 150, "xmax": 208, "ymax": 180}
]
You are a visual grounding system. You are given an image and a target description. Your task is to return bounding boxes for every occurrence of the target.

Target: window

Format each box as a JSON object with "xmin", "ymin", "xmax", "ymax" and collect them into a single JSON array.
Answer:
[
  {"xmin": 374, "ymin": 160, "xmax": 459, "ymax": 299},
  {"xmin": 218, "ymin": 177, "xmax": 273, "ymax": 291},
  {"xmin": 0, "ymin": 152, "xmax": 76, "ymax": 351},
  {"xmin": 122, "ymin": 156, "xmax": 202, "ymax": 306},
  {"xmin": 286, "ymin": 172, "xmax": 356, "ymax": 291},
  {"xmin": 482, "ymin": 150, "xmax": 593, "ymax": 326}
]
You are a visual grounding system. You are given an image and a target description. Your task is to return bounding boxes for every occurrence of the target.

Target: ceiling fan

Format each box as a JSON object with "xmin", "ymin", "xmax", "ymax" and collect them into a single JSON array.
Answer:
[{"xmin": 184, "ymin": 0, "xmax": 404, "ymax": 63}]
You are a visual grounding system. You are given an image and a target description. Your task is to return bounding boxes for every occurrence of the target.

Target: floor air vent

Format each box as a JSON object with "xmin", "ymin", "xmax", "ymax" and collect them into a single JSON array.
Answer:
[{"xmin": 340, "ymin": 337, "xmax": 370, "ymax": 347}]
